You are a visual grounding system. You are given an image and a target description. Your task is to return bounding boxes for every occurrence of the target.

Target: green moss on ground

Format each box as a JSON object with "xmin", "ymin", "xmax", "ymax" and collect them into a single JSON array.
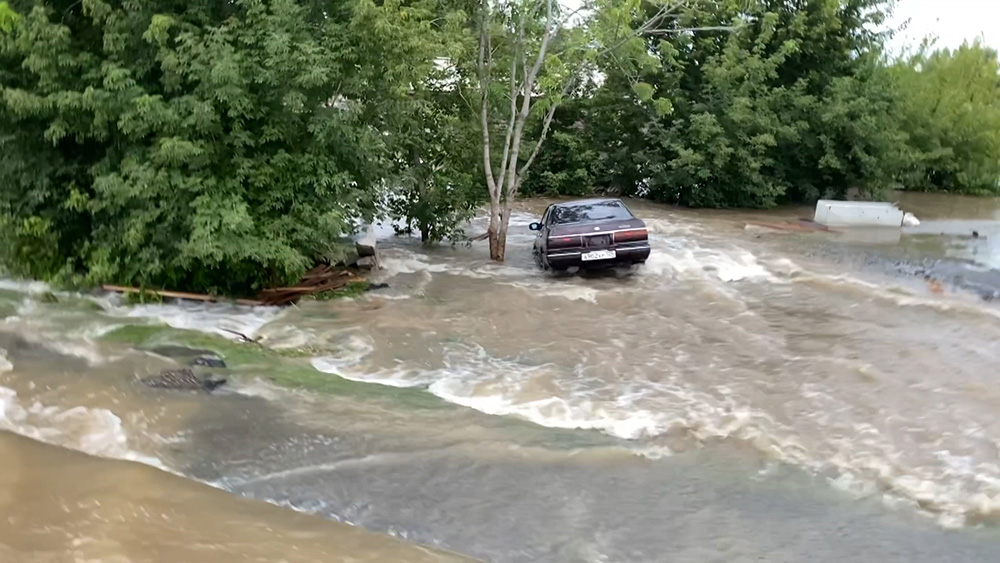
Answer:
[{"xmin": 100, "ymin": 324, "xmax": 446, "ymax": 409}]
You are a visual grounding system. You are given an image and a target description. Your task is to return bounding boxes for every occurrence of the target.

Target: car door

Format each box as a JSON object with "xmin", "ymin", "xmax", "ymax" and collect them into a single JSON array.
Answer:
[{"xmin": 534, "ymin": 206, "xmax": 552, "ymax": 259}]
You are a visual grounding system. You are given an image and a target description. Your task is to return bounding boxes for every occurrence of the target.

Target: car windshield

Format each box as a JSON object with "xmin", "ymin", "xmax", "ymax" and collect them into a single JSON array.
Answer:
[{"xmin": 550, "ymin": 201, "xmax": 632, "ymax": 225}]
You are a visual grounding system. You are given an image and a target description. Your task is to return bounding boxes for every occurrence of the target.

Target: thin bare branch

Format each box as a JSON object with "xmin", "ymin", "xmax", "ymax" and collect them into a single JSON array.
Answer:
[
  {"xmin": 496, "ymin": 3, "xmax": 529, "ymax": 193},
  {"xmin": 645, "ymin": 25, "xmax": 738, "ymax": 34},
  {"xmin": 524, "ymin": 0, "xmax": 556, "ymax": 97},
  {"xmin": 501, "ymin": 0, "xmax": 557, "ymax": 201},
  {"xmin": 515, "ymin": 79, "xmax": 575, "ymax": 191},
  {"xmin": 556, "ymin": 3, "xmax": 589, "ymax": 27},
  {"xmin": 478, "ymin": 0, "xmax": 498, "ymax": 195},
  {"xmin": 595, "ymin": 0, "xmax": 695, "ymax": 57}
]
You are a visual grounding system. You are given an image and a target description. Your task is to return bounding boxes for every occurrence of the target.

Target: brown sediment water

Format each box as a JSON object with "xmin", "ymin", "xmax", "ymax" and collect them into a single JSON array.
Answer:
[
  {"xmin": 0, "ymin": 430, "xmax": 473, "ymax": 563},
  {"xmin": 2, "ymin": 192, "xmax": 1000, "ymax": 562}
]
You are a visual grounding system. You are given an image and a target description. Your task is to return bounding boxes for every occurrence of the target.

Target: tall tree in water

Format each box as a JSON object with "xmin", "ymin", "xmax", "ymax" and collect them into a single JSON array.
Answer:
[
  {"xmin": 470, "ymin": 0, "xmax": 682, "ymax": 261},
  {"xmin": 0, "ymin": 0, "xmax": 432, "ymax": 294}
]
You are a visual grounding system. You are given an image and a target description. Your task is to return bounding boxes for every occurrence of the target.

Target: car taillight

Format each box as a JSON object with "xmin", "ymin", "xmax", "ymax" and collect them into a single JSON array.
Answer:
[
  {"xmin": 615, "ymin": 228, "xmax": 648, "ymax": 243},
  {"xmin": 549, "ymin": 235, "xmax": 582, "ymax": 249}
]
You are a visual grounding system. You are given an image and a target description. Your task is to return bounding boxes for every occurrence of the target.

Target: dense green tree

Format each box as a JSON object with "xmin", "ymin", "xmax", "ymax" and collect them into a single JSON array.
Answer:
[
  {"xmin": 517, "ymin": 96, "xmax": 601, "ymax": 197},
  {"xmin": 892, "ymin": 41, "xmax": 1000, "ymax": 195},
  {"xmin": 0, "ymin": 0, "xmax": 432, "ymax": 295},
  {"xmin": 385, "ymin": 87, "xmax": 484, "ymax": 243},
  {"xmin": 524, "ymin": 0, "xmax": 931, "ymax": 208},
  {"xmin": 380, "ymin": 1, "xmax": 485, "ymax": 244}
]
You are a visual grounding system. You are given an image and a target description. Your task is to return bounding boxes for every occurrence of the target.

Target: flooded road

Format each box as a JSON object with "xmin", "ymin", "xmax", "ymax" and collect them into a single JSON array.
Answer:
[{"xmin": 3, "ymin": 192, "xmax": 1000, "ymax": 562}]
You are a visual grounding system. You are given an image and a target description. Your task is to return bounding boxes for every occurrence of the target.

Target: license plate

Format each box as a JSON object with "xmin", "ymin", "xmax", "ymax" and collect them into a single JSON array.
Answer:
[{"xmin": 581, "ymin": 249, "xmax": 616, "ymax": 262}]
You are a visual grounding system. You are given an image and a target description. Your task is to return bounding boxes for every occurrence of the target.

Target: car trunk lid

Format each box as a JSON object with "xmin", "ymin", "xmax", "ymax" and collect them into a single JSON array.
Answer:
[{"xmin": 549, "ymin": 218, "xmax": 646, "ymax": 249}]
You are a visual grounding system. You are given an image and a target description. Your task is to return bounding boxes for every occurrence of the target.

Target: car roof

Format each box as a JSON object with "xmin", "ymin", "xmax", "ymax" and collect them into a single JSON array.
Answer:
[{"xmin": 550, "ymin": 198, "xmax": 623, "ymax": 208}]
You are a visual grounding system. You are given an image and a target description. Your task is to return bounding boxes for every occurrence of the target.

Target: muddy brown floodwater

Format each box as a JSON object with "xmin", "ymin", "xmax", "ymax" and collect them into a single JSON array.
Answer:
[{"xmin": 2, "ymin": 192, "xmax": 1000, "ymax": 562}]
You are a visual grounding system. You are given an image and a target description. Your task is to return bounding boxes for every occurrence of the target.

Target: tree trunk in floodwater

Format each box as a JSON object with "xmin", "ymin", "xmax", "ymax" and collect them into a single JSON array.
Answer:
[
  {"xmin": 488, "ymin": 229, "xmax": 506, "ymax": 261},
  {"xmin": 420, "ymin": 220, "xmax": 430, "ymax": 244},
  {"xmin": 488, "ymin": 207, "xmax": 511, "ymax": 261}
]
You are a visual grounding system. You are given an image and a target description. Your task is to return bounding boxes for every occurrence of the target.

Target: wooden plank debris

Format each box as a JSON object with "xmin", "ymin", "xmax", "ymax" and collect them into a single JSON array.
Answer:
[
  {"xmin": 256, "ymin": 264, "xmax": 366, "ymax": 306},
  {"xmin": 102, "ymin": 285, "xmax": 265, "ymax": 307},
  {"xmin": 102, "ymin": 263, "xmax": 367, "ymax": 308},
  {"xmin": 102, "ymin": 231, "xmax": 380, "ymax": 307}
]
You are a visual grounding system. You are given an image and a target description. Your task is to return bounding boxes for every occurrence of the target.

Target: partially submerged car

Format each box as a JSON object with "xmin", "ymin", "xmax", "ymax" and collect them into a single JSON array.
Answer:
[{"xmin": 530, "ymin": 198, "xmax": 651, "ymax": 271}]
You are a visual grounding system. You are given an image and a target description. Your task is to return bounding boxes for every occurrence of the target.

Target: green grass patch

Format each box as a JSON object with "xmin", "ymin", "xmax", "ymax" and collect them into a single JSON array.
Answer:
[
  {"xmin": 101, "ymin": 324, "xmax": 311, "ymax": 363},
  {"xmin": 100, "ymin": 323, "xmax": 447, "ymax": 409}
]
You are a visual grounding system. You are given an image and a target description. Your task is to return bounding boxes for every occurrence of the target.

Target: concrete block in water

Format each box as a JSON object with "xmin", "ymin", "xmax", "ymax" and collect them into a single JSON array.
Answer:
[
  {"xmin": 814, "ymin": 200, "xmax": 906, "ymax": 228},
  {"xmin": 353, "ymin": 224, "xmax": 381, "ymax": 269},
  {"xmin": 356, "ymin": 256, "xmax": 378, "ymax": 271}
]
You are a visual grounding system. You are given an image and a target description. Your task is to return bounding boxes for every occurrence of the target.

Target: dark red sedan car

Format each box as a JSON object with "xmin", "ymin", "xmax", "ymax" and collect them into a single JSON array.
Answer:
[{"xmin": 530, "ymin": 198, "xmax": 651, "ymax": 271}]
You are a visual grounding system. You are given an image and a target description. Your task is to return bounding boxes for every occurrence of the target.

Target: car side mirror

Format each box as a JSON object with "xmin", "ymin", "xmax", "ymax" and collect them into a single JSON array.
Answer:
[{"xmin": 529, "ymin": 222, "xmax": 543, "ymax": 231}]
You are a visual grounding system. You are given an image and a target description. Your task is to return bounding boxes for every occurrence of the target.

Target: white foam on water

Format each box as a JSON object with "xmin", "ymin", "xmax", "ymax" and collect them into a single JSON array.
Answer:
[
  {"xmin": 784, "ymin": 267, "xmax": 1000, "ymax": 321},
  {"xmin": 377, "ymin": 250, "xmax": 452, "ymax": 277},
  {"xmin": 450, "ymin": 263, "xmax": 530, "ymax": 281},
  {"xmin": 0, "ymin": 349, "xmax": 11, "ymax": 373},
  {"xmin": 643, "ymin": 243, "xmax": 777, "ymax": 283},
  {"xmin": 102, "ymin": 301, "xmax": 285, "ymax": 341},
  {"xmin": 378, "ymin": 247, "xmax": 528, "ymax": 282},
  {"xmin": 312, "ymin": 358, "xmax": 438, "ymax": 389},
  {"xmin": 643, "ymin": 217, "xmax": 704, "ymax": 237},
  {"xmin": 48, "ymin": 341, "xmax": 109, "ymax": 366},
  {"xmin": 0, "ymin": 278, "xmax": 52, "ymax": 295},
  {"xmin": 306, "ymin": 336, "xmax": 1000, "ymax": 528},
  {"xmin": 0, "ymin": 386, "xmax": 165, "ymax": 469},
  {"xmin": 310, "ymin": 332, "xmax": 437, "ymax": 386},
  {"xmin": 500, "ymin": 281, "xmax": 602, "ymax": 303},
  {"xmin": 2, "ymin": 300, "xmax": 113, "ymax": 366},
  {"xmin": 232, "ymin": 378, "xmax": 301, "ymax": 402}
]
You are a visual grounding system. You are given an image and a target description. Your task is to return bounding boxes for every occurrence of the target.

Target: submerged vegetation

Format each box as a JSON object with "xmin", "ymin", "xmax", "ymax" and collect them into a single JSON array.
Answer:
[
  {"xmin": 1, "ymin": 0, "xmax": 997, "ymax": 291},
  {"xmin": 101, "ymin": 324, "xmax": 448, "ymax": 408}
]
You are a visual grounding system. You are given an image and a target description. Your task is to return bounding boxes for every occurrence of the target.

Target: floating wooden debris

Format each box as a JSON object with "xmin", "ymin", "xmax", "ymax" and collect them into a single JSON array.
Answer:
[
  {"xmin": 101, "ymin": 285, "xmax": 264, "ymax": 307},
  {"xmin": 255, "ymin": 263, "xmax": 366, "ymax": 306},
  {"xmin": 102, "ymin": 264, "xmax": 366, "ymax": 309}
]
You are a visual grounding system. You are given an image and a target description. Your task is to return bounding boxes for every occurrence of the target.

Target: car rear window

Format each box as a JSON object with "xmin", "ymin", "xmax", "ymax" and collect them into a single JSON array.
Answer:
[{"xmin": 550, "ymin": 201, "xmax": 632, "ymax": 224}]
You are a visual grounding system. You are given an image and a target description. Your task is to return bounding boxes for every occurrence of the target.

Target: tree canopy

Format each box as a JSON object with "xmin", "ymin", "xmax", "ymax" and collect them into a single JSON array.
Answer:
[
  {"xmin": 891, "ymin": 40, "xmax": 1000, "ymax": 195},
  {"xmin": 0, "ymin": 0, "xmax": 437, "ymax": 293}
]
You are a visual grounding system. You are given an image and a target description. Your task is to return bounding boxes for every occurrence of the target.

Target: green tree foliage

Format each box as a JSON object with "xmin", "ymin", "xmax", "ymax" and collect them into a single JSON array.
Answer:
[
  {"xmin": 0, "ymin": 0, "xmax": 431, "ymax": 294},
  {"xmin": 647, "ymin": 0, "xmax": 909, "ymax": 207},
  {"xmin": 518, "ymin": 75, "xmax": 652, "ymax": 197},
  {"xmin": 0, "ymin": 2, "xmax": 18, "ymax": 32},
  {"xmin": 528, "ymin": 0, "xmax": 919, "ymax": 208},
  {"xmin": 517, "ymin": 97, "xmax": 600, "ymax": 197},
  {"xmin": 892, "ymin": 41, "xmax": 1000, "ymax": 195},
  {"xmin": 385, "ymin": 88, "xmax": 484, "ymax": 243},
  {"xmin": 381, "ymin": 2, "xmax": 485, "ymax": 244}
]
